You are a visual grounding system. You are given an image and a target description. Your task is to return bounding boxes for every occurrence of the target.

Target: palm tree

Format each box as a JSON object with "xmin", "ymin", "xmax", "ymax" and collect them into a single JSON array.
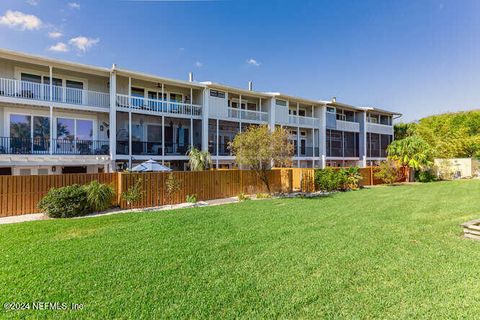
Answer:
[
  {"xmin": 187, "ymin": 147, "xmax": 212, "ymax": 171},
  {"xmin": 387, "ymin": 135, "xmax": 433, "ymax": 181}
]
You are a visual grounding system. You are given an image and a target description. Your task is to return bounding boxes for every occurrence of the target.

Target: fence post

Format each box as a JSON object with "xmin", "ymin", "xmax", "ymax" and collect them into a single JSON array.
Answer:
[{"xmin": 116, "ymin": 172, "xmax": 123, "ymax": 206}]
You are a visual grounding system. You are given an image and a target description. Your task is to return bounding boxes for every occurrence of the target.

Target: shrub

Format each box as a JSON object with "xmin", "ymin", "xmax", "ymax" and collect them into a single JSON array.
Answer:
[
  {"xmin": 314, "ymin": 167, "xmax": 346, "ymax": 192},
  {"xmin": 374, "ymin": 160, "xmax": 399, "ymax": 185},
  {"xmin": 121, "ymin": 179, "xmax": 144, "ymax": 206},
  {"xmin": 343, "ymin": 167, "xmax": 363, "ymax": 190},
  {"xmin": 186, "ymin": 194, "xmax": 197, "ymax": 203},
  {"xmin": 165, "ymin": 173, "xmax": 181, "ymax": 204},
  {"xmin": 256, "ymin": 193, "xmax": 271, "ymax": 199},
  {"xmin": 416, "ymin": 169, "xmax": 437, "ymax": 183},
  {"xmin": 38, "ymin": 184, "xmax": 90, "ymax": 218},
  {"xmin": 84, "ymin": 180, "xmax": 115, "ymax": 212},
  {"xmin": 237, "ymin": 192, "xmax": 250, "ymax": 201}
]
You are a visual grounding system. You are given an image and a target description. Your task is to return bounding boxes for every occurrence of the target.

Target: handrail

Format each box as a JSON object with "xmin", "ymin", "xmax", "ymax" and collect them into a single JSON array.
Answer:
[{"xmin": 116, "ymin": 94, "xmax": 202, "ymax": 116}]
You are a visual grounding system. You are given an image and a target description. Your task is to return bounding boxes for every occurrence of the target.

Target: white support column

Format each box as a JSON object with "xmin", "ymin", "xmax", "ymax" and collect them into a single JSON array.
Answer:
[
  {"xmin": 128, "ymin": 111, "xmax": 132, "ymax": 169},
  {"xmin": 361, "ymin": 111, "xmax": 367, "ymax": 168},
  {"xmin": 259, "ymin": 97, "xmax": 262, "ymax": 112},
  {"xmin": 190, "ymin": 118, "xmax": 193, "ymax": 149},
  {"xmin": 162, "ymin": 115, "xmax": 165, "ymax": 165},
  {"xmin": 49, "ymin": 66, "xmax": 53, "ymax": 155},
  {"xmin": 201, "ymin": 89, "xmax": 209, "ymax": 152},
  {"xmin": 321, "ymin": 105, "xmax": 327, "ymax": 169},
  {"xmin": 216, "ymin": 118, "xmax": 219, "ymax": 168},
  {"xmin": 312, "ymin": 127, "xmax": 315, "ymax": 168},
  {"xmin": 239, "ymin": 94, "xmax": 242, "ymax": 132},
  {"xmin": 269, "ymin": 98, "xmax": 276, "ymax": 132},
  {"xmin": 297, "ymin": 102, "xmax": 300, "ymax": 167},
  {"xmin": 128, "ymin": 77, "xmax": 132, "ymax": 169},
  {"xmin": 109, "ymin": 67, "xmax": 117, "ymax": 169}
]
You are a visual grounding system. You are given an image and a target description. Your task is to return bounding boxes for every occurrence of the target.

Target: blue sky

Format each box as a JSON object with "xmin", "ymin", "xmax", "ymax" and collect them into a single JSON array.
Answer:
[{"xmin": 0, "ymin": 0, "xmax": 480, "ymax": 121}]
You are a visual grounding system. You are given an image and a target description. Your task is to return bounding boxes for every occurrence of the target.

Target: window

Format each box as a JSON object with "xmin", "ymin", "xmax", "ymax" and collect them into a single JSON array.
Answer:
[
  {"xmin": 326, "ymin": 107, "xmax": 336, "ymax": 113},
  {"xmin": 76, "ymin": 120, "xmax": 93, "ymax": 141},
  {"xmin": 19, "ymin": 169, "xmax": 31, "ymax": 176},
  {"xmin": 10, "ymin": 115, "xmax": 31, "ymax": 138},
  {"xmin": 21, "ymin": 73, "xmax": 41, "ymax": 83},
  {"xmin": 276, "ymin": 99, "xmax": 287, "ymax": 107},
  {"xmin": 66, "ymin": 80, "xmax": 83, "ymax": 90},
  {"xmin": 247, "ymin": 102, "xmax": 257, "ymax": 111},
  {"xmin": 57, "ymin": 118, "xmax": 75, "ymax": 140},
  {"xmin": 298, "ymin": 109, "xmax": 306, "ymax": 117},
  {"xmin": 210, "ymin": 90, "xmax": 225, "ymax": 98},
  {"xmin": 57, "ymin": 118, "xmax": 93, "ymax": 141},
  {"xmin": 289, "ymin": 109, "xmax": 297, "ymax": 115},
  {"xmin": 38, "ymin": 168, "xmax": 49, "ymax": 175},
  {"xmin": 380, "ymin": 115, "xmax": 391, "ymax": 125}
]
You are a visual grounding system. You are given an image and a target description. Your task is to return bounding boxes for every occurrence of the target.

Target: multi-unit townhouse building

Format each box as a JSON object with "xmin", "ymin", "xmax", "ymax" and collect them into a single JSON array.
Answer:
[{"xmin": 0, "ymin": 48, "xmax": 400, "ymax": 175}]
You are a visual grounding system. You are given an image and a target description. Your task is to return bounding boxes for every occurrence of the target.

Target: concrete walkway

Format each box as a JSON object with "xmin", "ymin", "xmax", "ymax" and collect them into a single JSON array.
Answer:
[
  {"xmin": 0, "ymin": 197, "xmax": 242, "ymax": 225},
  {"xmin": 0, "ymin": 213, "xmax": 46, "ymax": 225}
]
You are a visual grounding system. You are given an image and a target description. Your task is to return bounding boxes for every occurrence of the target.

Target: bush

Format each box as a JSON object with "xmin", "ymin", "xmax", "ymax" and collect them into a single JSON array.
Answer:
[
  {"xmin": 256, "ymin": 193, "xmax": 271, "ymax": 199},
  {"xmin": 237, "ymin": 192, "xmax": 250, "ymax": 201},
  {"xmin": 84, "ymin": 180, "xmax": 115, "ymax": 212},
  {"xmin": 374, "ymin": 160, "xmax": 399, "ymax": 185},
  {"xmin": 343, "ymin": 167, "xmax": 363, "ymax": 190},
  {"xmin": 314, "ymin": 167, "xmax": 346, "ymax": 192},
  {"xmin": 416, "ymin": 169, "xmax": 437, "ymax": 183},
  {"xmin": 38, "ymin": 184, "xmax": 91, "ymax": 218},
  {"xmin": 121, "ymin": 179, "xmax": 144, "ymax": 206},
  {"xmin": 186, "ymin": 194, "xmax": 197, "ymax": 203}
]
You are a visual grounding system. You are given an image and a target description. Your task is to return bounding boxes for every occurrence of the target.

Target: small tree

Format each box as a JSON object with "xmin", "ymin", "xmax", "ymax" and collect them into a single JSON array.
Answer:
[
  {"xmin": 387, "ymin": 135, "xmax": 433, "ymax": 181},
  {"xmin": 121, "ymin": 178, "xmax": 144, "ymax": 206},
  {"xmin": 165, "ymin": 173, "xmax": 181, "ymax": 204},
  {"xmin": 374, "ymin": 160, "xmax": 400, "ymax": 185},
  {"xmin": 187, "ymin": 147, "xmax": 212, "ymax": 171},
  {"xmin": 229, "ymin": 125, "xmax": 293, "ymax": 193}
]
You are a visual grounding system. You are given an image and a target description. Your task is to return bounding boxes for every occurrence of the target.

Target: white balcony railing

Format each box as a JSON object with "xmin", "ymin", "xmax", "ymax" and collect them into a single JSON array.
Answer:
[
  {"xmin": 227, "ymin": 107, "xmax": 268, "ymax": 122},
  {"xmin": 336, "ymin": 119, "xmax": 360, "ymax": 132},
  {"xmin": 366, "ymin": 122, "xmax": 394, "ymax": 135},
  {"xmin": 288, "ymin": 115, "xmax": 319, "ymax": 127},
  {"xmin": 116, "ymin": 94, "xmax": 202, "ymax": 116},
  {"xmin": 0, "ymin": 78, "xmax": 110, "ymax": 109}
]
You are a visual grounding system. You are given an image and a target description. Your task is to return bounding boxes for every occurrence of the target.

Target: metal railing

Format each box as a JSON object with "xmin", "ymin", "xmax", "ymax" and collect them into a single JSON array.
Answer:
[
  {"xmin": 116, "ymin": 94, "xmax": 202, "ymax": 116},
  {"xmin": 0, "ymin": 78, "xmax": 110, "ymax": 108},
  {"xmin": 227, "ymin": 107, "xmax": 268, "ymax": 122},
  {"xmin": 0, "ymin": 137, "xmax": 109, "ymax": 155},
  {"xmin": 116, "ymin": 140, "xmax": 201, "ymax": 156}
]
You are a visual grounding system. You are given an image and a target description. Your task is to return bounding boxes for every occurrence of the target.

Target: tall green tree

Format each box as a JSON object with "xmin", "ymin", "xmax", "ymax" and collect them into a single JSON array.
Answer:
[
  {"xmin": 187, "ymin": 147, "xmax": 212, "ymax": 171},
  {"xmin": 229, "ymin": 125, "xmax": 293, "ymax": 192},
  {"xmin": 394, "ymin": 122, "xmax": 415, "ymax": 140}
]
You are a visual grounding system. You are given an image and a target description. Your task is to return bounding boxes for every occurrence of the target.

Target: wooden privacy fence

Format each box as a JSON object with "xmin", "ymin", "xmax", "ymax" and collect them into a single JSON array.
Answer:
[{"xmin": 0, "ymin": 167, "xmax": 407, "ymax": 217}]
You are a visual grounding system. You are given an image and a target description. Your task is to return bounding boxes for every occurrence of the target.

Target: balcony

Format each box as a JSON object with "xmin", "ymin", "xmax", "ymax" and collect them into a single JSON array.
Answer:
[
  {"xmin": 227, "ymin": 107, "xmax": 268, "ymax": 122},
  {"xmin": 0, "ymin": 137, "xmax": 109, "ymax": 155},
  {"xmin": 116, "ymin": 94, "xmax": 202, "ymax": 117},
  {"xmin": 366, "ymin": 122, "xmax": 394, "ymax": 135},
  {"xmin": 288, "ymin": 115, "xmax": 319, "ymax": 127},
  {"xmin": 116, "ymin": 141, "xmax": 200, "ymax": 156},
  {"xmin": 0, "ymin": 78, "xmax": 110, "ymax": 109}
]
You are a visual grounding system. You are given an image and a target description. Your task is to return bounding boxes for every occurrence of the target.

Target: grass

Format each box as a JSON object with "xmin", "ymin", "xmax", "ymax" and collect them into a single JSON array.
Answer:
[{"xmin": 1, "ymin": 180, "xmax": 480, "ymax": 318}]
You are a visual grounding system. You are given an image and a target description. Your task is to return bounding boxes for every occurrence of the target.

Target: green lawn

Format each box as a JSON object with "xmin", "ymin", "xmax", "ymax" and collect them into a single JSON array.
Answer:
[{"xmin": 1, "ymin": 180, "xmax": 480, "ymax": 319}]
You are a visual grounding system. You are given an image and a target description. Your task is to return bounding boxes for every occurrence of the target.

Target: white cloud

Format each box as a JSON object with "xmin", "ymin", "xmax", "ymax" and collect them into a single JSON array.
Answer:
[
  {"xmin": 69, "ymin": 36, "xmax": 99, "ymax": 53},
  {"xmin": 26, "ymin": 0, "xmax": 38, "ymax": 6},
  {"xmin": 68, "ymin": 2, "xmax": 81, "ymax": 9},
  {"xmin": 48, "ymin": 31, "xmax": 63, "ymax": 39},
  {"xmin": 0, "ymin": 10, "xmax": 42, "ymax": 30},
  {"xmin": 195, "ymin": 61, "xmax": 203, "ymax": 68},
  {"xmin": 48, "ymin": 42, "xmax": 69, "ymax": 52},
  {"xmin": 246, "ymin": 58, "xmax": 261, "ymax": 66}
]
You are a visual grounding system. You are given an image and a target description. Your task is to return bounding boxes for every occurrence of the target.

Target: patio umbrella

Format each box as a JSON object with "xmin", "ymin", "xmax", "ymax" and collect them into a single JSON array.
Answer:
[{"xmin": 131, "ymin": 159, "xmax": 172, "ymax": 172}]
